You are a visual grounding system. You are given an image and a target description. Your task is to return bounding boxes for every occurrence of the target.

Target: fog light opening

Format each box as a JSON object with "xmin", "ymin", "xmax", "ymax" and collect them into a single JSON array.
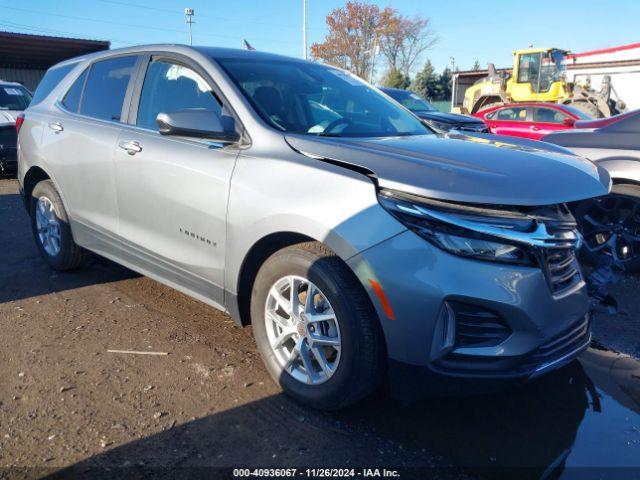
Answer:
[{"xmin": 430, "ymin": 301, "xmax": 456, "ymax": 360}]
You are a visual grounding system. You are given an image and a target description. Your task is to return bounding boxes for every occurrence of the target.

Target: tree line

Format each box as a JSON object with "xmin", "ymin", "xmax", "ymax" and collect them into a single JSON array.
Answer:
[{"xmin": 311, "ymin": 1, "xmax": 481, "ymax": 102}]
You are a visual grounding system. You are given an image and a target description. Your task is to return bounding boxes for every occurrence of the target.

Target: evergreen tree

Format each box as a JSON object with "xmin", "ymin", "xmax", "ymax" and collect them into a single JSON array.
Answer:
[
  {"xmin": 380, "ymin": 68, "xmax": 410, "ymax": 89},
  {"xmin": 410, "ymin": 60, "xmax": 439, "ymax": 100},
  {"xmin": 438, "ymin": 66, "xmax": 452, "ymax": 100}
]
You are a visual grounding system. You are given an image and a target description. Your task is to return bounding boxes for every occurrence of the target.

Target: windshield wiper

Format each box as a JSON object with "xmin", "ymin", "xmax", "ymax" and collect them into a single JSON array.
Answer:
[
  {"xmin": 313, "ymin": 132, "xmax": 344, "ymax": 137},
  {"xmin": 393, "ymin": 132, "xmax": 420, "ymax": 136}
]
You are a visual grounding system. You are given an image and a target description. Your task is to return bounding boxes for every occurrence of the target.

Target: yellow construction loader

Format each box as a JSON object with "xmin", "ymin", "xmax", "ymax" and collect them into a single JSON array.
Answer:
[{"xmin": 462, "ymin": 47, "xmax": 625, "ymax": 117}]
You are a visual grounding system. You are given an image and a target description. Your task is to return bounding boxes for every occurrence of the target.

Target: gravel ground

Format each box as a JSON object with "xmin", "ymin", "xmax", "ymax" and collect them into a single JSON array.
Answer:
[{"xmin": 1, "ymin": 178, "xmax": 639, "ymax": 479}]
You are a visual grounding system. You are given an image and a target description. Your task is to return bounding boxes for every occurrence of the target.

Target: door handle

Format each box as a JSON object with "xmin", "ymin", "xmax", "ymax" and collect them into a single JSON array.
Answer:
[
  {"xmin": 119, "ymin": 140, "xmax": 142, "ymax": 155},
  {"xmin": 530, "ymin": 126, "xmax": 540, "ymax": 131},
  {"xmin": 49, "ymin": 122, "xmax": 64, "ymax": 133}
]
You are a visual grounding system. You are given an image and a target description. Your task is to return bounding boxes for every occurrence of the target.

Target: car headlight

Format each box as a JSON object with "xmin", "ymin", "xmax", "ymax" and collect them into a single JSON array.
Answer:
[{"xmin": 378, "ymin": 189, "xmax": 537, "ymax": 266}]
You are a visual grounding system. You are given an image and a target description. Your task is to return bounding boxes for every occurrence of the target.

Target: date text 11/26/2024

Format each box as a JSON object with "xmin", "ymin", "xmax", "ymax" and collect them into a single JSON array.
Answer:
[{"xmin": 233, "ymin": 468, "xmax": 401, "ymax": 478}]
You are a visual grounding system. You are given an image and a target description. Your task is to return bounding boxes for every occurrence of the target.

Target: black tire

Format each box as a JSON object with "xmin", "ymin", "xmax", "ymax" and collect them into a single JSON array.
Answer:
[
  {"xmin": 474, "ymin": 101, "xmax": 502, "ymax": 114},
  {"xmin": 251, "ymin": 242, "xmax": 385, "ymax": 410},
  {"xmin": 568, "ymin": 100, "xmax": 602, "ymax": 119},
  {"xmin": 573, "ymin": 183, "xmax": 640, "ymax": 272},
  {"xmin": 30, "ymin": 179, "xmax": 89, "ymax": 271}
]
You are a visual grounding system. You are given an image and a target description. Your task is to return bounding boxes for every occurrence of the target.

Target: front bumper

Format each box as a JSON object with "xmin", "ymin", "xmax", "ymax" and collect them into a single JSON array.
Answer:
[
  {"xmin": 347, "ymin": 229, "xmax": 590, "ymax": 392},
  {"xmin": 388, "ymin": 321, "xmax": 589, "ymax": 399}
]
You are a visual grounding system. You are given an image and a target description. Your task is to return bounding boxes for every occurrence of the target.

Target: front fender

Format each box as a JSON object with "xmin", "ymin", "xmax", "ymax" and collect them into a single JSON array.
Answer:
[{"xmin": 224, "ymin": 151, "xmax": 406, "ymax": 296}]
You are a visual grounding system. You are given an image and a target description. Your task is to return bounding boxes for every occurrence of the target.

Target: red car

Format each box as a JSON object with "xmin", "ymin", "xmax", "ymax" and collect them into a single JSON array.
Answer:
[{"xmin": 474, "ymin": 103, "xmax": 593, "ymax": 140}]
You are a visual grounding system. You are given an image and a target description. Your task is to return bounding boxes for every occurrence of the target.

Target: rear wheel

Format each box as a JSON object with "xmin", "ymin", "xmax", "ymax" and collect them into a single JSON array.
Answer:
[
  {"xmin": 251, "ymin": 242, "xmax": 384, "ymax": 410},
  {"xmin": 573, "ymin": 184, "xmax": 640, "ymax": 272},
  {"xmin": 30, "ymin": 180, "xmax": 89, "ymax": 271}
]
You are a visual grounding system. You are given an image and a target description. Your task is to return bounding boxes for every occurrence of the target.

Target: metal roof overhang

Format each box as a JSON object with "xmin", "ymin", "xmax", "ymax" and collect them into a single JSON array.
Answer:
[{"xmin": 0, "ymin": 31, "xmax": 110, "ymax": 69}]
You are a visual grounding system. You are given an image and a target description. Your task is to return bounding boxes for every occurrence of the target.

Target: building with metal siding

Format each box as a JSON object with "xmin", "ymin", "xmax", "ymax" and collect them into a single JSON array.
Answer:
[{"xmin": 0, "ymin": 31, "xmax": 110, "ymax": 92}]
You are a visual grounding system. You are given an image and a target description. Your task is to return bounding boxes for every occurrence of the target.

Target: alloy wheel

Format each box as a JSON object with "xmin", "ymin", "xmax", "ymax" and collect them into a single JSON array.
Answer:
[
  {"xmin": 264, "ymin": 275, "xmax": 341, "ymax": 385},
  {"xmin": 35, "ymin": 196, "xmax": 62, "ymax": 257}
]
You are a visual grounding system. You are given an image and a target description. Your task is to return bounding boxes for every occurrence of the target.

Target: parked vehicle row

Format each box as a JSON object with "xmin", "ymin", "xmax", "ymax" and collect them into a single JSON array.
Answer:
[
  {"xmin": 380, "ymin": 87, "xmax": 489, "ymax": 133},
  {"xmin": 0, "ymin": 79, "xmax": 32, "ymax": 174},
  {"xmin": 17, "ymin": 45, "xmax": 609, "ymax": 409}
]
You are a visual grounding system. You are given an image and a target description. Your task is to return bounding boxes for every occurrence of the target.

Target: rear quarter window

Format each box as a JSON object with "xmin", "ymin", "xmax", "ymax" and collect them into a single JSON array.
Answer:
[
  {"xmin": 62, "ymin": 68, "xmax": 89, "ymax": 113},
  {"xmin": 30, "ymin": 63, "xmax": 77, "ymax": 107}
]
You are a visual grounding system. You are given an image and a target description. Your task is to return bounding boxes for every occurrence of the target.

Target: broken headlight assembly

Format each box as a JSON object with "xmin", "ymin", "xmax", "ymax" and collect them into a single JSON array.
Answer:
[{"xmin": 378, "ymin": 189, "xmax": 579, "ymax": 267}]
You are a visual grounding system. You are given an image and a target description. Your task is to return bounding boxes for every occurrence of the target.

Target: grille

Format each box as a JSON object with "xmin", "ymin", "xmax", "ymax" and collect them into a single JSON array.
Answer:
[
  {"xmin": 543, "ymin": 247, "xmax": 582, "ymax": 296},
  {"xmin": 449, "ymin": 301, "xmax": 511, "ymax": 348}
]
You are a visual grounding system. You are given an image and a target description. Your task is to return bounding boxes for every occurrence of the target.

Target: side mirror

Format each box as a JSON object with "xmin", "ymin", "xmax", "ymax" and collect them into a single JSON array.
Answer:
[
  {"xmin": 157, "ymin": 109, "xmax": 241, "ymax": 144},
  {"xmin": 562, "ymin": 117, "xmax": 576, "ymax": 127}
]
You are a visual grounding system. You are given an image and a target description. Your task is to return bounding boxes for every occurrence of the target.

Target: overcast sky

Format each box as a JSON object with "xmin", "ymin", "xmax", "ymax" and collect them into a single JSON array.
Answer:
[{"xmin": 1, "ymin": 0, "xmax": 639, "ymax": 75}]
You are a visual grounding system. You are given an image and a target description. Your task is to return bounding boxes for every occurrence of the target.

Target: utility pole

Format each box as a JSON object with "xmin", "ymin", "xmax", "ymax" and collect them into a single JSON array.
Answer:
[
  {"xmin": 449, "ymin": 56, "xmax": 456, "ymax": 112},
  {"xmin": 369, "ymin": 41, "xmax": 380, "ymax": 83},
  {"xmin": 185, "ymin": 8, "xmax": 195, "ymax": 46},
  {"xmin": 302, "ymin": 0, "xmax": 307, "ymax": 59}
]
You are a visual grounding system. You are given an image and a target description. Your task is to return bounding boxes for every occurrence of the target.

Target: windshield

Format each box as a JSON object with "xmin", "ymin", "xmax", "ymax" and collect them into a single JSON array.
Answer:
[
  {"xmin": 383, "ymin": 89, "xmax": 437, "ymax": 113},
  {"xmin": 217, "ymin": 58, "xmax": 429, "ymax": 137},
  {"xmin": 0, "ymin": 85, "xmax": 32, "ymax": 111}
]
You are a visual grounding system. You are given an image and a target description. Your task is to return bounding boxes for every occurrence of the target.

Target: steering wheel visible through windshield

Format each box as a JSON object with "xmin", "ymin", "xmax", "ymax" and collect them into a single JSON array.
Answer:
[{"xmin": 216, "ymin": 58, "xmax": 429, "ymax": 138}]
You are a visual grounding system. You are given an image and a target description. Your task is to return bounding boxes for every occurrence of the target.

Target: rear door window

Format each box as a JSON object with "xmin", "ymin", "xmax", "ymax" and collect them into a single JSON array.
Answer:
[
  {"xmin": 532, "ymin": 107, "xmax": 569, "ymax": 124},
  {"xmin": 80, "ymin": 56, "xmax": 137, "ymax": 122}
]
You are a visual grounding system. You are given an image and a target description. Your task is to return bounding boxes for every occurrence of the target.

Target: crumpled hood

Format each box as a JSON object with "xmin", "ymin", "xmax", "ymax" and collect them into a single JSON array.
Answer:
[{"xmin": 285, "ymin": 132, "xmax": 611, "ymax": 206}]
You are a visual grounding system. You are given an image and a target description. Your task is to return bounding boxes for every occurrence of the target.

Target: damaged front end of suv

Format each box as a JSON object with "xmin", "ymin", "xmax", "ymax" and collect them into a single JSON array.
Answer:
[
  {"xmin": 370, "ymin": 190, "xmax": 594, "ymax": 398},
  {"xmin": 286, "ymin": 132, "xmax": 609, "ymax": 398}
]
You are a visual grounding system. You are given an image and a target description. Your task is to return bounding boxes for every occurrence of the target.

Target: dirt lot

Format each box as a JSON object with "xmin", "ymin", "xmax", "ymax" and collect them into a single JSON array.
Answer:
[{"xmin": 1, "ymin": 177, "xmax": 639, "ymax": 479}]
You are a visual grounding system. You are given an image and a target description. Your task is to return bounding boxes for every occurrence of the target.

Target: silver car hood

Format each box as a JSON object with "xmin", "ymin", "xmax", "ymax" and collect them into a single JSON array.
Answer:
[{"xmin": 285, "ymin": 132, "xmax": 610, "ymax": 206}]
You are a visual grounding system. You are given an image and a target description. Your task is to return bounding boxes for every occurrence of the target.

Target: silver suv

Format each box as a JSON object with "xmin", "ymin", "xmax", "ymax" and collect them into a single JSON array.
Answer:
[{"xmin": 17, "ymin": 45, "xmax": 610, "ymax": 409}]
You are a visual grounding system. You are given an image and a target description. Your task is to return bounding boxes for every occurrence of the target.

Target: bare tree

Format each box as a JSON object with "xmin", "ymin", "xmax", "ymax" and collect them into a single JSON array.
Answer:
[{"xmin": 379, "ymin": 14, "xmax": 437, "ymax": 77}]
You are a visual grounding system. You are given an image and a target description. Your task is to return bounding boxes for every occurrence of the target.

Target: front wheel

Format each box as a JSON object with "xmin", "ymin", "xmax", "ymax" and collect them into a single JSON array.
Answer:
[
  {"xmin": 251, "ymin": 242, "xmax": 385, "ymax": 410},
  {"xmin": 573, "ymin": 184, "xmax": 640, "ymax": 272}
]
